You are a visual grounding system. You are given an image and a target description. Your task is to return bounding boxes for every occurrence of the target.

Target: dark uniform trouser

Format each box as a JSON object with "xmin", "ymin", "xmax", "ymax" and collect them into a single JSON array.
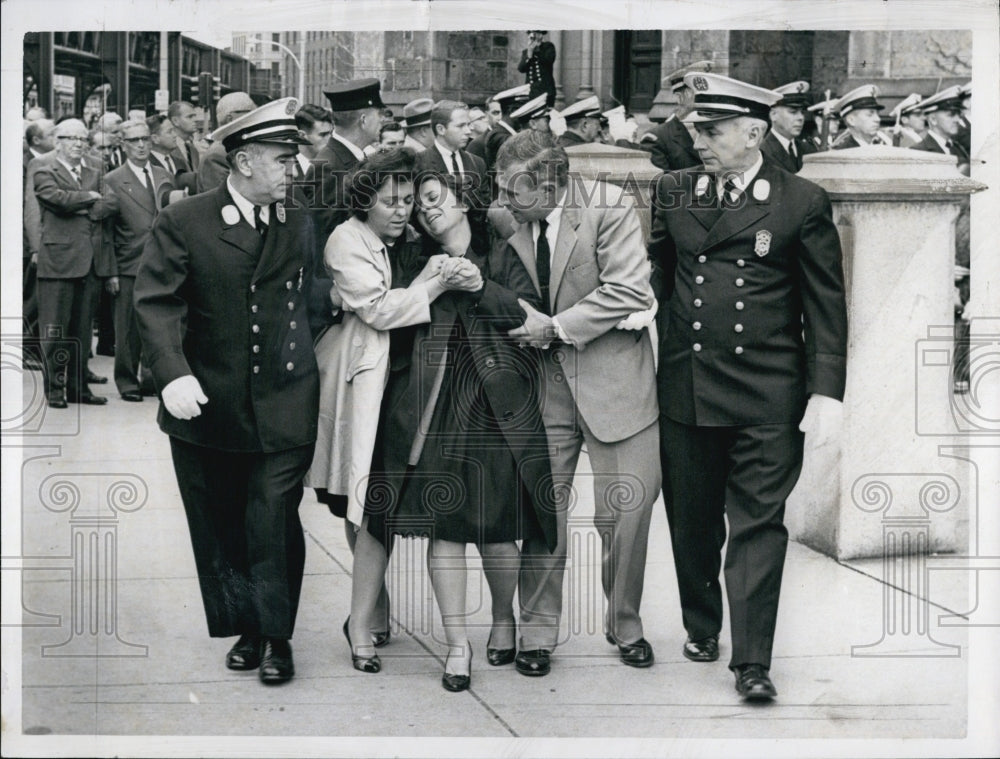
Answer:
[
  {"xmin": 169, "ymin": 438, "xmax": 314, "ymax": 639},
  {"xmin": 519, "ymin": 351, "xmax": 661, "ymax": 650},
  {"xmin": 659, "ymin": 415, "xmax": 804, "ymax": 670},
  {"xmin": 37, "ymin": 271, "xmax": 99, "ymax": 399},
  {"xmin": 112, "ymin": 275, "xmax": 141, "ymax": 395}
]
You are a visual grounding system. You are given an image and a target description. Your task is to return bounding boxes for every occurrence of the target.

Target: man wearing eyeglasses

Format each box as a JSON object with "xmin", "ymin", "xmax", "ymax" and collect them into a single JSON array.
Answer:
[
  {"xmin": 33, "ymin": 119, "xmax": 118, "ymax": 408},
  {"xmin": 102, "ymin": 121, "xmax": 177, "ymax": 402}
]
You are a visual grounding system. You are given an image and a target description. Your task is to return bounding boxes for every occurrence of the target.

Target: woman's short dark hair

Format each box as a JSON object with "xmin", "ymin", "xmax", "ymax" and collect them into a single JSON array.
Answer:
[
  {"xmin": 412, "ymin": 170, "xmax": 488, "ymax": 254},
  {"xmin": 346, "ymin": 147, "xmax": 417, "ymax": 220}
]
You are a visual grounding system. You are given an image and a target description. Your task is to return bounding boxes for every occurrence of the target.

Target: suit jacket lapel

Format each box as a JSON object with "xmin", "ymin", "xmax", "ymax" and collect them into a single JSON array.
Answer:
[
  {"xmin": 549, "ymin": 204, "xmax": 579, "ymax": 306},
  {"xmin": 217, "ymin": 186, "xmax": 264, "ymax": 259},
  {"xmin": 698, "ymin": 161, "xmax": 775, "ymax": 254},
  {"xmin": 685, "ymin": 170, "xmax": 723, "ymax": 232},
  {"xmin": 506, "ymin": 223, "xmax": 541, "ymax": 297},
  {"xmin": 119, "ymin": 172, "xmax": 156, "ymax": 215}
]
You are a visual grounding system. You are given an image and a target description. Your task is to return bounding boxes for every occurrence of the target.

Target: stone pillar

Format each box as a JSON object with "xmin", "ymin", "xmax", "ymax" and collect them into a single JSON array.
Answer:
[
  {"xmin": 577, "ymin": 31, "xmax": 595, "ymax": 98},
  {"xmin": 787, "ymin": 146, "xmax": 987, "ymax": 560},
  {"xmin": 564, "ymin": 143, "xmax": 661, "ymax": 242},
  {"xmin": 553, "ymin": 31, "xmax": 565, "ymax": 109}
]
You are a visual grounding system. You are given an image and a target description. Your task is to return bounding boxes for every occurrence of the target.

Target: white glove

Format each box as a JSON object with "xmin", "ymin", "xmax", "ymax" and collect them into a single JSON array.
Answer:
[
  {"xmin": 161, "ymin": 375, "xmax": 208, "ymax": 420},
  {"xmin": 616, "ymin": 301, "xmax": 658, "ymax": 331},
  {"xmin": 799, "ymin": 394, "xmax": 843, "ymax": 448}
]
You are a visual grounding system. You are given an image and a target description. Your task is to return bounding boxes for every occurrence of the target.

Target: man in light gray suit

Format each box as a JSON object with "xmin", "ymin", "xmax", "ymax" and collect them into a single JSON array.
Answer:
[{"xmin": 493, "ymin": 131, "xmax": 661, "ymax": 677}]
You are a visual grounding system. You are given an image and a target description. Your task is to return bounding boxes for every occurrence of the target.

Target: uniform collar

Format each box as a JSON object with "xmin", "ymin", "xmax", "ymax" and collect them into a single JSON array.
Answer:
[
  {"xmin": 329, "ymin": 130, "xmax": 367, "ymax": 161},
  {"xmin": 226, "ymin": 176, "xmax": 268, "ymax": 226}
]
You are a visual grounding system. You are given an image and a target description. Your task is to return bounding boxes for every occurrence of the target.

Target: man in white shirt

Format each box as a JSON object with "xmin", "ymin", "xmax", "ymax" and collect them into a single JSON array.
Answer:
[
  {"xmin": 415, "ymin": 100, "xmax": 489, "ymax": 214},
  {"xmin": 760, "ymin": 81, "xmax": 815, "ymax": 173}
]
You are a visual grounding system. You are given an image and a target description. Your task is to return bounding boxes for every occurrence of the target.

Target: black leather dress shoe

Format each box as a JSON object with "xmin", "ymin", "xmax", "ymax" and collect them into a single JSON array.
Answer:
[
  {"xmin": 120, "ymin": 391, "xmax": 143, "ymax": 402},
  {"xmin": 226, "ymin": 634, "xmax": 261, "ymax": 671},
  {"xmin": 86, "ymin": 370, "xmax": 108, "ymax": 384},
  {"xmin": 734, "ymin": 663, "xmax": 777, "ymax": 700},
  {"xmin": 259, "ymin": 638, "xmax": 294, "ymax": 684},
  {"xmin": 68, "ymin": 393, "xmax": 108, "ymax": 405},
  {"xmin": 683, "ymin": 635, "xmax": 719, "ymax": 662},
  {"xmin": 618, "ymin": 638, "xmax": 654, "ymax": 668},
  {"xmin": 515, "ymin": 649, "xmax": 551, "ymax": 677},
  {"xmin": 48, "ymin": 396, "xmax": 68, "ymax": 409}
]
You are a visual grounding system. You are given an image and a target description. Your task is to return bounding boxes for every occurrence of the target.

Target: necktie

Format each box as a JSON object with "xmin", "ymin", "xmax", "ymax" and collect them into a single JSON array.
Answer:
[
  {"xmin": 536, "ymin": 219, "xmax": 551, "ymax": 314},
  {"xmin": 253, "ymin": 205, "xmax": 268, "ymax": 238},
  {"xmin": 720, "ymin": 178, "xmax": 738, "ymax": 207},
  {"xmin": 165, "ymin": 154, "xmax": 176, "ymax": 175},
  {"xmin": 70, "ymin": 167, "xmax": 81, "ymax": 184},
  {"xmin": 185, "ymin": 141, "xmax": 194, "ymax": 168},
  {"xmin": 788, "ymin": 140, "xmax": 797, "ymax": 158},
  {"xmin": 143, "ymin": 167, "xmax": 158, "ymax": 211}
]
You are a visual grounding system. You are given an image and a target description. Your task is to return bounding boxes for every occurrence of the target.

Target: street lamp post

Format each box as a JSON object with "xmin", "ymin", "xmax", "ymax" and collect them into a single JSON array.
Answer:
[{"xmin": 243, "ymin": 34, "xmax": 305, "ymax": 103}]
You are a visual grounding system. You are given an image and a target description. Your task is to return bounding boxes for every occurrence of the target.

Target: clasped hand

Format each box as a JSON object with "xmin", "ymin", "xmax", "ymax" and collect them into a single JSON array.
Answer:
[{"xmin": 436, "ymin": 256, "xmax": 483, "ymax": 292}]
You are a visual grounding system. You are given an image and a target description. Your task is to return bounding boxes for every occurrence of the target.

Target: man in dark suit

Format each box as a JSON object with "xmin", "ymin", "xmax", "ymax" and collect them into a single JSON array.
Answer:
[
  {"xmin": 134, "ymin": 98, "xmax": 318, "ymax": 685},
  {"xmin": 147, "ymin": 113, "xmax": 183, "ymax": 180},
  {"xmin": 167, "ymin": 100, "xmax": 200, "ymax": 193},
  {"xmin": 103, "ymin": 120, "xmax": 176, "ymax": 401},
  {"xmin": 493, "ymin": 131, "xmax": 661, "ymax": 677},
  {"xmin": 22, "ymin": 118, "xmax": 56, "ymax": 370},
  {"xmin": 760, "ymin": 81, "xmax": 817, "ymax": 173},
  {"xmin": 196, "ymin": 92, "xmax": 256, "ymax": 194},
  {"xmin": 467, "ymin": 97, "xmax": 500, "ymax": 162},
  {"xmin": 415, "ymin": 100, "xmax": 489, "ymax": 216},
  {"xmin": 647, "ymin": 73, "xmax": 847, "ymax": 700},
  {"xmin": 518, "ymin": 31, "xmax": 556, "ymax": 108},
  {"xmin": 33, "ymin": 118, "xmax": 118, "ymax": 408},
  {"xmin": 641, "ymin": 62, "xmax": 711, "ymax": 171}
]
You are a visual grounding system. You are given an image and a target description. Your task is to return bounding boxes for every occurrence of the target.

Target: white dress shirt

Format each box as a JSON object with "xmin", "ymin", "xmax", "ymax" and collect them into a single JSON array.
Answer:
[{"xmin": 226, "ymin": 177, "xmax": 269, "ymax": 227}]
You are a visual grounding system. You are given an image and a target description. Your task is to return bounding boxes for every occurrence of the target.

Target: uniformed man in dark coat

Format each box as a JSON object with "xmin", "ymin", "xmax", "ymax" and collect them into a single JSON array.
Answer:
[
  {"xmin": 647, "ymin": 73, "xmax": 848, "ymax": 701},
  {"xmin": 641, "ymin": 61, "xmax": 712, "ymax": 171},
  {"xmin": 134, "ymin": 98, "xmax": 318, "ymax": 685},
  {"xmin": 760, "ymin": 81, "xmax": 817, "ymax": 173},
  {"xmin": 484, "ymin": 84, "xmax": 530, "ymax": 171},
  {"xmin": 518, "ymin": 31, "xmax": 556, "ymax": 107},
  {"xmin": 554, "ymin": 95, "xmax": 602, "ymax": 148},
  {"xmin": 831, "ymin": 85, "xmax": 891, "ymax": 149}
]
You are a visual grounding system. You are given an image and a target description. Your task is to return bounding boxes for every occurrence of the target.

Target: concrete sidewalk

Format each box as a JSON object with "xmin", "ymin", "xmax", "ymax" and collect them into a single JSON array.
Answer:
[{"xmin": 4, "ymin": 354, "xmax": 985, "ymax": 755}]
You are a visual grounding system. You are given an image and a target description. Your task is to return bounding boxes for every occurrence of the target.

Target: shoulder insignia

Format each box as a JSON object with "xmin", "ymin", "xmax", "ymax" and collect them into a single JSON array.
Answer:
[{"xmin": 752, "ymin": 179, "xmax": 770, "ymax": 202}]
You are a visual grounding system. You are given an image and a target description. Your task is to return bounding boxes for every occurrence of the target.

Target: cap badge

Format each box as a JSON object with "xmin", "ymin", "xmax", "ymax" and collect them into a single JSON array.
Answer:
[
  {"xmin": 752, "ymin": 179, "xmax": 770, "ymax": 202},
  {"xmin": 221, "ymin": 204, "xmax": 241, "ymax": 226},
  {"xmin": 692, "ymin": 76, "xmax": 709, "ymax": 92},
  {"xmin": 275, "ymin": 203, "xmax": 286, "ymax": 223},
  {"xmin": 754, "ymin": 229, "xmax": 772, "ymax": 257},
  {"xmin": 695, "ymin": 174, "xmax": 710, "ymax": 198},
  {"xmin": 285, "ymin": 100, "xmax": 297, "ymax": 115}
]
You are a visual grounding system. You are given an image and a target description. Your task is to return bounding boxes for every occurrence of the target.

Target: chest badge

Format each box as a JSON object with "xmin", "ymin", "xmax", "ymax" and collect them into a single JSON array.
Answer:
[
  {"xmin": 221, "ymin": 204, "xmax": 241, "ymax": 226},
  {"xmin": 755, "ymin": 229, "xmax": 772, "ymax": 257},
  {"xmin": 752, "ymin": 179, "xmax": 770, "ymax": 202},
  {"xmin": 275, "ymin": 203, "xmax": 286, "ymax": 224}
]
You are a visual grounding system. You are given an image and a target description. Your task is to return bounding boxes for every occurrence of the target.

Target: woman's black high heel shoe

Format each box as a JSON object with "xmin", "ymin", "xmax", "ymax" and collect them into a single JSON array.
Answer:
[
  {"xmin": 486, "ymin": 629, "xmax": 516, "ymax": 666},
  {"xmin": 344, "ymin": 617, "xmax": 381, "ymax": 673},
  {"xmin": 442, "ymin": 641, "xmax": 472, "ymax": 692}
]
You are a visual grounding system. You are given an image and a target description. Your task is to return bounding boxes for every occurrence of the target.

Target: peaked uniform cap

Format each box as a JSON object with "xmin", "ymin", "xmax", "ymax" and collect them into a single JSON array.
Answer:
[
  {"xmin": 493, "ymin": 83, "xmax": 531, "ymax": 106},
  {"xmin": 557, "ymin": 95, "xmax": 602, "ymax": 122},
  {"xmin": 682, "ymin": 72, "xmax": 780, "ymax": 123},
  {"xmin": 510, "ymin": 93, "xmax": 550, "ymax": 123},
  {"xmin": 323, "ymin": 78, "xmax": 385, "ymax": 112},
  {"xmin": 666, "ymin": 60, "xmax": 714, "ymax": 91},
  {"xmin": 807, "ymin": 97, "xmax": 839, "ymax": 114},
  {"xmin": 890, "ymin": 93, "xmax": 924, "ymax": 119},
  {"xmin": 211, "ymin": 97, "xmax": 311, "ymax": 152},
  {"xmin": 916, "ymin": 84, "xmax": 970, "ymax": 114},
  {"xmin": 833, "ymin": 85, "xmax": 884, "ymax": 116},
  {"xmin": 773, "ymin": 80, "xmax": 811, "ymax": 109},
  {"xmin": 400, "ymin": 98, "xmax": 433, "ymax": 128}
]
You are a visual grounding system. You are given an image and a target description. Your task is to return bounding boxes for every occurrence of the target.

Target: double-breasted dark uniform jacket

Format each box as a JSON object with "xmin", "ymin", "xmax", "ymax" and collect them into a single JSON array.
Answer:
[
  {"xmin": 648, "ymin": 157, "xmax": 848, "ymax": 426},
  {"xmin": 134, "ymin": 184, "xmax": 319, "ymax": 453},
  {"xmin": 759, "ymin": 131, "xmax": 818, "ymax": 174},
  {"xmin": 643, "ymin": 116, "xmax": 701, "ymax": 172},
  {"xmin": 370, "ymin": 240, "xmax": 559, "ymax": 553},
  {"xmin": 518, "ymin": 41, "xmax": 557, "ymax": 107}
]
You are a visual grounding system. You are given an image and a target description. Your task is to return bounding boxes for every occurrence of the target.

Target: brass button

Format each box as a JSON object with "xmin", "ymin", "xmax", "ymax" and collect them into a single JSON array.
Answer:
[
  {"xmin": 735, "ymin": 346, "xmax": 744, "ymax": 355},
  {"xmin": 734, "ymin": 324, "xmax": 744, "ymax": 333},
  {"xmin": 485, "ymin": 358, "xmax": 496, "ymax": 368},
  {"xmin": 290, "ymin": 321, "xmax": 297, "ymax": 329},
  {"xmin": 252, "ymin": 365, "xmax": 260, "ymax": 374},
  {"xmin": 252, "ymin": 345, "xmax": 260, "ymax": 353},
  {"xmin": 286, "ymin": 362, "xmax": 294, "ymax": 371},
  {"xmin": 695, "ymin": 275, "xmax": 705, "ymax": 285},
  {"xmin": 693, "ymin": 298, "xmax": 703, "ymax": 308},
  {"xmin": 286, "ymin": 281, "xmax": 293, "ymax": 289},
  {"xmin": 250, "ymin": 285, "xmax": 256, "ymax": 293},
  {"xmin": 692, "ymin": 321, "xmax": 702, "ymax": 331},
  {"xmin": 737, "ymin": 259, "xmax": 745, "ymax": 267},
  {"xmin": 251, "ymin": 305, "xmax": 258, "ymax": 313},
  {"xmin": 287, "ymin": 301, "xmax": 294, "ymax": 310},
  {"xmin": 693, "ymin": 343, "xmax": 702, "ymax": 352},
  {"xmin": 252, "ymin": 325, "xmax": 260, "ymax": 334},
  {"xmin": 735, "ymin": 278, "xmax": 745, "ymax": 287},
  {"xmin": 289, "ymin": 342, "xmax": 296, "ymax": 350},
  {"xmin": 697, "ymin": 255, "xmax": 707, "ymax": 263},
  {"xmin": 735, "ymin": 301, "xmax": 744, "ymax": 310}
]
